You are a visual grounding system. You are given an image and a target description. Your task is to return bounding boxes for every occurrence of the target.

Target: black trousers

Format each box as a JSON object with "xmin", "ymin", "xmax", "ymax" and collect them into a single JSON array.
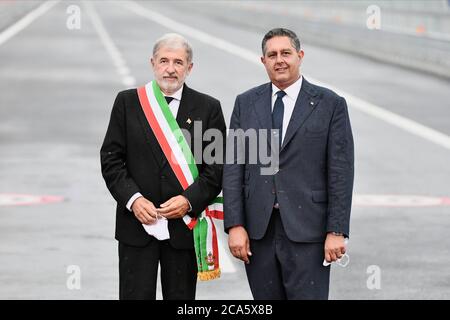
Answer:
[
  {"xmin": 245, "ymin": 210, "xmax": 330, "ymax": 300},
  {"xmin": 118, "ymin": 239, "xmax": 197, "ymax": 300}
]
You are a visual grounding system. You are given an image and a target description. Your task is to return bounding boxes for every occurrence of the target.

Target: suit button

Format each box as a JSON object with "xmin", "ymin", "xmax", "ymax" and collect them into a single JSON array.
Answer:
[
  {"xmin": 271, "ymin": 189, "xmax": 276, "ymax": 195},
  {"xmin": 161, "ymin": 175, "xmax": 166, "ymax": 179}
]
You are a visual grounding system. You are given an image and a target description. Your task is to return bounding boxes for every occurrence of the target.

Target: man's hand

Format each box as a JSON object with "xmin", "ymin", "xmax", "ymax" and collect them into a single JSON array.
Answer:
[
  {"xmin": 157, "ymin": 195, "xmax": 190, "ymax": 219},
  {"xmin": 131, "ymin": 197, "xmax": 158, "ymax": 225},
  {"xmin": 324, "ymin": 232, "xmax": 346, "ymax": 263},
  {"xmin": 228, "ymin": 226, "xmax": 252, "ymax": 264}
]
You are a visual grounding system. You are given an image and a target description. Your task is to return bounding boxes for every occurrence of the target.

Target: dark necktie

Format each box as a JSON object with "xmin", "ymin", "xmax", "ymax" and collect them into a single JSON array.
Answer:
[
  {"xmin": 165, "ymin": 96, "xmax": 174, "ymax": 105},
  {"xmin": 272, "ymin": 91, "xmax": 285, "ymax": 210},
  {"xmin": 272, "ymin": 90, "xmax": 286, "ymax": 149}
]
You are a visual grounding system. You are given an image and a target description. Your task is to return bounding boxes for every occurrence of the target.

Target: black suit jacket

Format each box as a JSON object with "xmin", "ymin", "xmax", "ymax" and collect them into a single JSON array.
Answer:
[
  {"xmin": 223, "ymin": 78, "xmax": 354, "ymax": 242},
  {"xmin": 101, "ymin": 84, "xmax": 226, "ymax": 249}
]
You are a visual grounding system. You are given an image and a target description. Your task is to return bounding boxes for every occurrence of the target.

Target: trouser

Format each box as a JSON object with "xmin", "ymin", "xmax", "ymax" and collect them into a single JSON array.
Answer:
[
  {"xmin": 245, "ymin": 210, "xmax": 330, "ymax": 300},
  {"xmin": 118, "ymin": 239, "xmax": 197, "ymax": 300}
]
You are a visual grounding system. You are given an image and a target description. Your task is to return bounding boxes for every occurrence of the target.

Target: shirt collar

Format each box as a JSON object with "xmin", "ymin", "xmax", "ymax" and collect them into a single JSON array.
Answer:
[
  {"xmin": 272, "ymin": 75, "xmax": 303, "ymax": 100},
  {"xmin": 164, "ymin": 85, "xmax": 184, "ymax": 101}
]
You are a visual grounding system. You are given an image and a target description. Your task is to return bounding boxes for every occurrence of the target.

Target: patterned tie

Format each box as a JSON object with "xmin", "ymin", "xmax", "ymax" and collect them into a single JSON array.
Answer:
[{"xmin": 272, "ymin": 90, "xmax": 286, "ymax": 149}]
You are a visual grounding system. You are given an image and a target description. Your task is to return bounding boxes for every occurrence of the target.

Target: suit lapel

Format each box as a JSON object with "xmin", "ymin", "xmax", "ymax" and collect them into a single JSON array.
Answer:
[
  {"xmin": 176, "ymin": 84, "xmax": 195, "ymax": 133},
  {"xmin": 252, "ymin": 83, "xmax": 273, "ymax": 148},
  {"xmin": 281, "ymin": 78, "xmax": 319, "ymax": 151}
]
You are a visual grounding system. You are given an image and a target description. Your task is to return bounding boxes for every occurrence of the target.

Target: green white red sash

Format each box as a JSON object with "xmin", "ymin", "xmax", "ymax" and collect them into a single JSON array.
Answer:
[{"xmin": 137, "ymin": 81, "xmax": 223, "ymax": 281}]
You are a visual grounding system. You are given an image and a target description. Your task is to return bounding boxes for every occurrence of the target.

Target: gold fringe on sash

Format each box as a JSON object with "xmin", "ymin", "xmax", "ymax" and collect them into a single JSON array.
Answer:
[{"xmin": 197, "ymin": 268, "xmax": 221, "ymax": 281}]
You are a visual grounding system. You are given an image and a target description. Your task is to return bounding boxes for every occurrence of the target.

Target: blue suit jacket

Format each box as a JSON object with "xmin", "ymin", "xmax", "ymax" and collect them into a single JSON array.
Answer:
[{"xmin": 223, "ymin": 78, "xmax": 354, "ymax": 242}]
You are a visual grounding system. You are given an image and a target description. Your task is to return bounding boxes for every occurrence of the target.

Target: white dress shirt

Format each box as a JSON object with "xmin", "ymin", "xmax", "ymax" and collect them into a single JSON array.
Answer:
[
  {"xmin": 271, "ymin": 76, "xmax": 303, "ymax": 143},
  {"xmin": 126, "ymin": 85, "xmax": 184, "ymax": 211},
  {"xmin": 163, "ymin": 84, "xmax": 183, "ymax": 120}
]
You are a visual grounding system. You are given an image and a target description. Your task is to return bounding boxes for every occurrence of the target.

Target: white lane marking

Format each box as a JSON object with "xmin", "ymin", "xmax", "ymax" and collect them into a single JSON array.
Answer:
[
  {"xmin": 3, "ymin": 193, "xmax": 448, "ymax": 208},
  {"xmin": 120, "ymin": 0, "xmax": 450, "ymax": 151},
  {"xmin": 0, "ymin": 0, "xmax": 60, "ymax": 47},
  {"xmin": 353, "ymin": 194, "xmax": 450, "ymax": 207},
  {"xmin": 83, "ymin": 1, "xmax": 135, "ymax": 87},
  {"xmin": 119, "ymin": 1, "xmax": 258, "ymax": 65},
  {"xmin": 0, "ymin": 193, "xmax": 64, "ymax": 206},
  {"xmin": 314, "ymin": 81, "xmax": 450, "ymax": 150}
]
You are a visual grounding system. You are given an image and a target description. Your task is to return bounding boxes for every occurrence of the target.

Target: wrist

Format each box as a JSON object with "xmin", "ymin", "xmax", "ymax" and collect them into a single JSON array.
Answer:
[
  {"xmin": 230, "ymin": 225, "xmax": 244, "ymax": 232},
  {"xmin": 181, "ymin": 195, "xmax": 192, "ymax": 212}
]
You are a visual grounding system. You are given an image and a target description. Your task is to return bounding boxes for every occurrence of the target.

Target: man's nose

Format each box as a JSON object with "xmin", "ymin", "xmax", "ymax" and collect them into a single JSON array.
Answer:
[
  {"xmin": 275, "ymin": 53, "xmax": 284, "ymax": 64},
  {"xmin": 166, "ymin": 62, "xmax": 176, "ymax": 73}
]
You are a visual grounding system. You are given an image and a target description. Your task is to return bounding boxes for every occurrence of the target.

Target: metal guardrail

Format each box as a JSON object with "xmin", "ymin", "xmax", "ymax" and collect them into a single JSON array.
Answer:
[
  {"xmin": 203, "ymin": 1, "xmax": 450, "ymax": 79},
  {"xmin": 1, "ymin": 0, "xmax": 449, "ymax": 79}
]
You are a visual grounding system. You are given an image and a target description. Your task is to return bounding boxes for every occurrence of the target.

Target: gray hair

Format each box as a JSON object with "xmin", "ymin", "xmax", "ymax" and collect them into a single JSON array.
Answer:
[
  {"xmin": 261, "ymin": 28, "xmax": 301, "ymax": 55},
  {"xmin": 152, "ymin": 33, "xmax": 193, "ymax": 63}
]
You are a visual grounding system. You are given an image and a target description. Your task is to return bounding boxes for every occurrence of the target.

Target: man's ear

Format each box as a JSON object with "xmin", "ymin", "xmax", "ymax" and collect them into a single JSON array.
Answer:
[
  {"xmin": 261, "ymin": 56, "xmax": 265, "ymax": 64},
  {"xmin": 150, "ymin": 57, "xmax": 155, "ymax": 68},
  {"xmin": 187, "ymin": 62, "xmax": 194, "ymax": 75},
  {"xmin": 298, "ymin": 50, "xmax": 304, "ymax": 60}
]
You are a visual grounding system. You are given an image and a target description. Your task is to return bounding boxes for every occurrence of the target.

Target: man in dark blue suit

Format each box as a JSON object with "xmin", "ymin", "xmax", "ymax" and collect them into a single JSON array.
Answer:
[{"xmin": 223, "ymin": 28, "xmax": 354, "ymax": 299}]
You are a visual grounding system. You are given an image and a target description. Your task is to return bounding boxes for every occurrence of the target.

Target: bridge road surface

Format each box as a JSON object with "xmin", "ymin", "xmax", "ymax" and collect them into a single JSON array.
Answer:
[{"xmin": 0, "ymin": 0, "xmax": 449, "ymax": 299}]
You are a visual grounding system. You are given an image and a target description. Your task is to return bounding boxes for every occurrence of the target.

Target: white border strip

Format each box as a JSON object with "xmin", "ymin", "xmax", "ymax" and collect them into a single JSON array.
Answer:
[
  {"xmin": 144, "ymin": 82, "xmax": 195, "ymax": 185},
  {"xmin": 206, "ymin": 218, "xmax": 214, "ymax": 271},
  {"xmin": 120, "ymin": 0, "xmax": 450, "ymax": 151},
  {"xmin": 0, "ymin": 0, "xmax": 60, "ymax": 47},
  {"xmin": 83, "ymin": 1, "xmax": 135, "ymax": 87}
]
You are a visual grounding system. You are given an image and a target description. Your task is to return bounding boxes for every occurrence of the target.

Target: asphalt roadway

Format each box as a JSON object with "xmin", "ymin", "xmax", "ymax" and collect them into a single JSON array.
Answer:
[{"xmin": 0, "ymin": 0, "xmax": 449, "ymax": 299}]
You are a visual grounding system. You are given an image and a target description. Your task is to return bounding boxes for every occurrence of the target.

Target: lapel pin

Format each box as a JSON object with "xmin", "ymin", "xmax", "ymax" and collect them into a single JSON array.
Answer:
[
  {"xmin": 186, "ymin": 118, "xmax": 192, "ymax": 125},
  {"xmin": 310, "ymin": 101, "xmax": 315, "ymax": 106}
]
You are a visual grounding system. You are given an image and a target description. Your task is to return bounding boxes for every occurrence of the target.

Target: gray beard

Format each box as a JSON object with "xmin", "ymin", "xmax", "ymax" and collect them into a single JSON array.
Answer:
[{"xmin": 159, "ymin": 79, "xmax": 182, "ymax": 94}]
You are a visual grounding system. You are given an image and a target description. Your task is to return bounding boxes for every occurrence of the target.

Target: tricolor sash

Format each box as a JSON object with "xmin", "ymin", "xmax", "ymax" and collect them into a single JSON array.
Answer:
[{"xmin": 137, "ymin": 81, "xmax": 223, "ymax": 281}]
